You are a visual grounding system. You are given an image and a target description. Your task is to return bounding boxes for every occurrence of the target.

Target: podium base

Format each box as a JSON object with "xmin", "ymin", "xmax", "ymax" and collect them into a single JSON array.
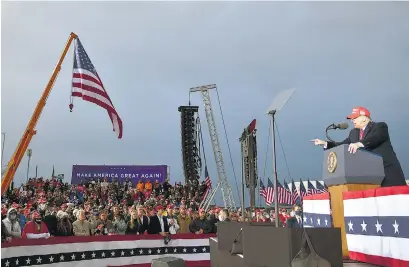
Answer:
[{"xmin": 329, "ymin": 183, "xmax": 380, "ymax": 258}]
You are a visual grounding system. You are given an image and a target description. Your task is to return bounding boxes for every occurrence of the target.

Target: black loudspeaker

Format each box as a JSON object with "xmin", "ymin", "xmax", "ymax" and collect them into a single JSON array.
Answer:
[{"xmin": 151, "ymin": 257, "xmax": 186, "ymax": 267}]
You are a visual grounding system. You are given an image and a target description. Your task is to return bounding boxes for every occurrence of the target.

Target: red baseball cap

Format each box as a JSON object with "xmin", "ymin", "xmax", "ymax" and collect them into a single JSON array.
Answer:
[
  {"xmin": 346, "ymin": 106, "xmax": 371, "ymax": 119},
  {"xmin": 155, "ymin": 205, "xmax": 164, "ymax": 211}
]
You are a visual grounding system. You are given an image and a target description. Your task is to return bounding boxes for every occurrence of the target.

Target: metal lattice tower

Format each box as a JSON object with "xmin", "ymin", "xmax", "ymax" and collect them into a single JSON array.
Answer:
[{"xmin": 190, "ymin": 84, "xmax": 236, "ymax": 210}]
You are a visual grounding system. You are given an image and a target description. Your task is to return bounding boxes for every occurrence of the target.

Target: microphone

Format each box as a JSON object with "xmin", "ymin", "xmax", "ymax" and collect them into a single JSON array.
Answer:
[
  {"xmin": 325, "ymin": 122, "xmax": 349, "ymax": 142},
  {"xmin": 334, "ymin": 122, "xmax": 349, "ymax": 130}
]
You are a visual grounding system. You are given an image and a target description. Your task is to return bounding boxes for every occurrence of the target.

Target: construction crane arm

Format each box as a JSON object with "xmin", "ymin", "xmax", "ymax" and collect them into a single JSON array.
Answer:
[{"xmin": 1, "ymin": 32, "xmax": 77, "ymax": 195}]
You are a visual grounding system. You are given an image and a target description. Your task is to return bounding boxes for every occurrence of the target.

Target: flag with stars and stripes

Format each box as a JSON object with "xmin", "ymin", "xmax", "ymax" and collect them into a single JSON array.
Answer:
[
  {"xmin": 200, "ymin": 166, "xmax": 212, "ymax": 205},
  {"xmin": 302, "ymin": 192, "xmax": 332, "ymax": 228},
  {"xmin": 343, "ymin": 186, "xmax": 409, "ymax": 267},
  {"xmin": 315, "ymin": 181, "xmax": 328, "ymax": 193},
  {"xmin": 283, "ymin": 180, "xmax": 294, "ymax": 205},
  {"xmin": 265, "ymin": 178, "xmax": 275, "ymax": 206},
  {"xmin": 1, "ymin": 234, "xmax": 213, "ymax": 267},
  {"xmin": 291, "ymin": 180, "xmax": 299, "ymax": 204},
  {"xmin": 72, "ymin": 38, "xmax": 123, "ymax": 139},
  {"xmin": 299, "ymin": 179, "xmax": 307, "ymax": 200},
  {"xmin": 306, "ymin": 180, "xmax": 320, "ymax": 196},
  {"xmin": 259, "ymin": 179, "xmax": 267, "ymax": 199},
  {"xmin": 276, "ymin": 180, "xmax": 293, "ymax": 205}
]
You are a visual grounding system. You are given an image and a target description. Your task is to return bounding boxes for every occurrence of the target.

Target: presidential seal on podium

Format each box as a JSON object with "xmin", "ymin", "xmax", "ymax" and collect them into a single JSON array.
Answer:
[{"xmin": 327, "ymin": 151, "xmax": 337, "ymax": 173}]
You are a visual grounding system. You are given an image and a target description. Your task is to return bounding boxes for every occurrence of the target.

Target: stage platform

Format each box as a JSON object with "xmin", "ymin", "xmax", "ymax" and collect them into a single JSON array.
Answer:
[
  {"xmin": 343, "ymin": 263, "xmax": 377, "ymax": 267},
  {"xmin": 209, "ymin": 236, "xmax": 379, "ymax": 267}
]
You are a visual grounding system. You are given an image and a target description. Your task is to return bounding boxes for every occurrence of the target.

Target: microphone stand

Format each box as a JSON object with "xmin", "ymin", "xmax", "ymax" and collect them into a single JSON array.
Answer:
[{"xmin": 325, "ymin": 124, "xmax": 336, "ymax": 142}]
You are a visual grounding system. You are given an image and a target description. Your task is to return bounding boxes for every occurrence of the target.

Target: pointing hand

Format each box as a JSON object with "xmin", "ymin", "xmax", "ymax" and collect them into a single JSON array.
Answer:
[{"xmin": 311, "ymin": 139, "xmax": 327, "ymax": 146}]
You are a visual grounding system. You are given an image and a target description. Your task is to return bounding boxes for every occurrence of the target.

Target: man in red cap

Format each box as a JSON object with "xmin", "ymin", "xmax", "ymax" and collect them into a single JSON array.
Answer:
[{"xmin": 312, "ymin": 106, "xmax": 406, "ymax": 187}]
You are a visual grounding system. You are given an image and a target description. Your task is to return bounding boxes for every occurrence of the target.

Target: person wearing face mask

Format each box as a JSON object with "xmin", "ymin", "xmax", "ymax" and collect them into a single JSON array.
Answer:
[
  {"xmin": 189, "ymin": 209, "xmax": 211, "ymax": 235},
  {"xmin": 287, "ymin": 206, "xmax": 303, "ymax": 228},
  {"xmin": 2, "ymin": 208, "xmax": 22, "ymax": 240},
  {"xmin": 55, "ymin": 211, "xmax": 73, "ymax": 236},
  {"xmin": 22, "ymin": 211, "xmax": 50, "ymax": 239}
]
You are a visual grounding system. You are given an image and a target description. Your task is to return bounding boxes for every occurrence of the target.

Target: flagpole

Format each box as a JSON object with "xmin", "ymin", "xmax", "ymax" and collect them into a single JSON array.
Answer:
[
  {"xmin": 1, "ymin": 32, "xmax": 78, "ymax": 195},
  {"xmin": 240, "ymin": 139, "xmax": 245, "ymax": 222}
]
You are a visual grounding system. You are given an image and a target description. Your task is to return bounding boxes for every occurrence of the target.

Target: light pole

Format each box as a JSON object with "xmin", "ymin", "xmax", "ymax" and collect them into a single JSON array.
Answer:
[
  {"xmin": 1, "ymin": 132, "xmax": 6, "ymax": 170},
  {"xmin": 26, "ymin": 149, "xmax": 32, "ymax": 182}
]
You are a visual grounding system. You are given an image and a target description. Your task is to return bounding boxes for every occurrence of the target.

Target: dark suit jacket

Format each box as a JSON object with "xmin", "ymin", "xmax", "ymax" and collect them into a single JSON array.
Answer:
[
  {"xmin": 125, "ymin": 215, "xmax": 149, "ymax": 235},
  {"xmin": 326, "ymin": 121, "xmax": 406, "ymax": 187},
  {"xmin": 286, "ymin": 217, "xmax": 303, "ymax": 228},
  {"xmin": 148, "ymin": 215, "xmax": 169, "ymax": 234}
]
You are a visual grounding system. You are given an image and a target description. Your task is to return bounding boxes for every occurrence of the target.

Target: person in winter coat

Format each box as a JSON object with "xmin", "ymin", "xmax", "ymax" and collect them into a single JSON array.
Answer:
[
  {"xmin": 2, "ymin": 208, "xmax": 22, "ymax": 240},
  {"xmin": 177, "ymin": 205, "xmax": 191, "ymax": 233},
  {"xmin": 189, "ymin": 209, "xmax": 212, "ymax": 234},
  {"xmin": 55, "ymin": 211, "xmax": 73, "ymax": 236},
  {"xmin": 73, "ymin": 210, "xmax": 92, "ymax": 236},
  {"xmin": 22, "ymin": 211, "xmax": 50, "ymax": 239},
  {"xmin": 95, "ymin": 210, "xmax": 114, "ymax": 235},
  {"xmin": 112, "ymin": 213, "xmax": 127, "ymax": 235}
]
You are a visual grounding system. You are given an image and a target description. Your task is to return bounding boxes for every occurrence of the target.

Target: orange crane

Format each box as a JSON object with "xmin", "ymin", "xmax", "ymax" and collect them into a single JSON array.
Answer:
[{"xmin": 1, "ymin": 32, "xmax": 78, "ymax": 195}]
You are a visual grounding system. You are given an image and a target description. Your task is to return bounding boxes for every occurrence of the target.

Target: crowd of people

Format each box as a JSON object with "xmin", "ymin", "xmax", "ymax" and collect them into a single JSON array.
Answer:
[{"xmin": 1, "ymin": 176, "xmax": 302, "ymax": 243}]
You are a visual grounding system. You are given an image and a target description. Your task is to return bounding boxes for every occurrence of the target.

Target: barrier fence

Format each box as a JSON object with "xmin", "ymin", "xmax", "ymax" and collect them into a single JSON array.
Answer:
[
  {"xmin": 304, "ymin": 185, "xmax": 409, "ymax": 267},
  {"xmin": 1, "ymin": 233, "xmax": 215, "ymax": 267}
]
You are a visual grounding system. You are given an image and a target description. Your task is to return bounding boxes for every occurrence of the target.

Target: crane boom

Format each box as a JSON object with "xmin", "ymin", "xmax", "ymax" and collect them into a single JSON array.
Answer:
[
  {"xmin": 1, "ymin": 32, "xmax": 77, "ymax": 195},
  {"xmin": 190, "ymin": 84, "xmax": 236, "ymax": 210}
]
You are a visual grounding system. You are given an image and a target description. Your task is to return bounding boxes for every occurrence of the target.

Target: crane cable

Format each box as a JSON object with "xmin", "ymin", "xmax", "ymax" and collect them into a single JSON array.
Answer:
[
  {"xmin": 275, "ymin": 122, "xmax": 292, "ymax": 182},
  {"xmin": 258, "ymin": 120, "xmax": 292, "ymax": 206},
  {"xmin": 214, "ymin": 88, "xmax": 242, "ymax": 206}
]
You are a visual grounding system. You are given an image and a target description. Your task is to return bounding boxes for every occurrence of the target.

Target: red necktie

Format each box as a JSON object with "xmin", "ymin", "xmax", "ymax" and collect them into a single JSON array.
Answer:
[{"xmin": 359, "ymin": 129, "xmax": 364, "ymax": 141}]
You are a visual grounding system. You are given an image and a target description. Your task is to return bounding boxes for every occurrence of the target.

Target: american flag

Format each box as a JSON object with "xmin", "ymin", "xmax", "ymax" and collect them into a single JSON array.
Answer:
[
  {"xmin": 265, "ymin": 178, "xmax": 275, "ymax": 206},
  {"xmin": 291, "ymin": 180, "xmax": 299, "ymax": 204},
  {"xmin": 72, "ymin": 38, "xmax": 123, "ymax": 139},
  {"xmin": 280, "ymin": 181, "xmax": 294, "ymax": 205},
  {"xmin": 201, "ymin": 166, "xmax": 212, "ymax": 201},
  {"xmin": 299, "ymin": 179, "xmax": 307, "ymax": 200},
  {"xmin": 259, "ymin": 180, "xmax": 267, "ymax": 201},
  {"xmin": 315, "ymin": 181, "xmax": 328, "ymax": 193},
  {"xmin": 307, "ymin": 180, "xmax": 320, "ymax": 196}
]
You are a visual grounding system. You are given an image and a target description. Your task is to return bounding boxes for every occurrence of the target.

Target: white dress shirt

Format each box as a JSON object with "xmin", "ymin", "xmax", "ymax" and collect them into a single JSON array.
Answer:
[{"xmin": 158, "ymin": 215, "xmax": 165, "ymax": 232}]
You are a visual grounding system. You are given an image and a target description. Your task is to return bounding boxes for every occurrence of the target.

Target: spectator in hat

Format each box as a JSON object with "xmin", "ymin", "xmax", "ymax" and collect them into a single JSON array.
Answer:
[
  {"xmin": 55, "ymin": 211, "xmax": 73, "ymax": 236},
  {"xmin": 148, "ymin": 205, "xmax": 169, "ymax": 235},
  {"xmin": 2, "ymin": 208, "xmax": 21, "ymax": 240},
  {"xmin": 312, "ymin": 106, "xmax": 406, "ymax": 187},
  {"xmin": 189, "ymin": 209, "xmax": 211, "ymax": 234},
  {"xmin": 22, "ymin": 211, "xmax": 50, "ymax": 239}
]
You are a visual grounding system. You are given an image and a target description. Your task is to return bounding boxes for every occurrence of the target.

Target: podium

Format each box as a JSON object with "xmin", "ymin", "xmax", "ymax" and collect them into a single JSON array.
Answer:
[{"xmin": 323, "ymin": 144, "xmax": 384, "ymax": 258}]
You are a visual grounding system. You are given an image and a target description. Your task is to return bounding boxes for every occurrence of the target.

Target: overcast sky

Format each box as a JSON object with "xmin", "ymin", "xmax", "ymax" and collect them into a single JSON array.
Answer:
[{"xmin": 2, "ymin": 2, "xmax": 409, "ymax": 204}]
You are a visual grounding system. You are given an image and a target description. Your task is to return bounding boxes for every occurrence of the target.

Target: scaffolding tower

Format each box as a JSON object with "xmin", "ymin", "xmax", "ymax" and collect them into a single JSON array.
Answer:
[{"xmin": 190, "ymin": 84, "xmax": 236, "ymax": 211}]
